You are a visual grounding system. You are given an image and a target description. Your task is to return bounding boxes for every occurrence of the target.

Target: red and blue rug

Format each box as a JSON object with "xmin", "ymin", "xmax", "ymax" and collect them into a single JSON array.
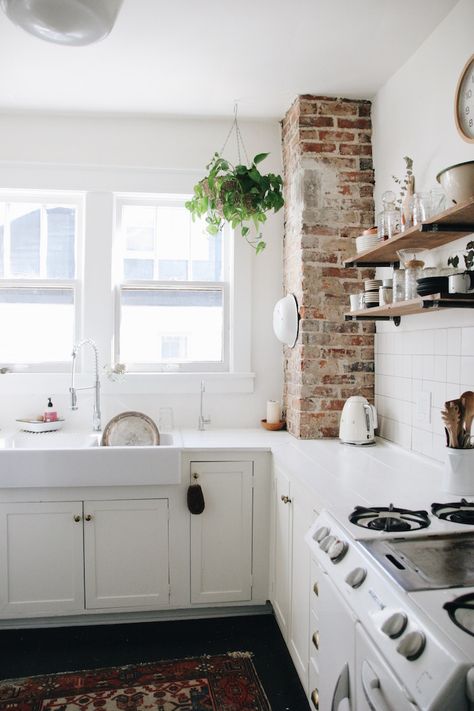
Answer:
[{"xmin": 0, "ymin": 652, "xmax": 270, "ymax": 711}]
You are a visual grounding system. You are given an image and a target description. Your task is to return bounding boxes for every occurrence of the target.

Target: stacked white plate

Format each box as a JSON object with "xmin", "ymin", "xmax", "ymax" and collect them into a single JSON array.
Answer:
[
  {"xmin": 364, "ymin": 279, "xmax": 382, "ymax": 307},
  {"xmin": 356, "ymin": 234, "xmax": 380, "ymax": 253}
]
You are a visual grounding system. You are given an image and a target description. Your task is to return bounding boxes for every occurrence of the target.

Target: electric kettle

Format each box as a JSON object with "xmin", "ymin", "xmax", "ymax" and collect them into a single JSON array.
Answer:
[{"xmin": 339, "ymin": 396, "xmax": 377, "ymax": 445}]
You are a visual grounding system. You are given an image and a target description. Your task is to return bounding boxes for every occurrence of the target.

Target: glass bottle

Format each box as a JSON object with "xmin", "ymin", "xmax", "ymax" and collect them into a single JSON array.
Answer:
[{"xmin": 377, "ymin": 191, "xmax": 401, "ymax": 241}]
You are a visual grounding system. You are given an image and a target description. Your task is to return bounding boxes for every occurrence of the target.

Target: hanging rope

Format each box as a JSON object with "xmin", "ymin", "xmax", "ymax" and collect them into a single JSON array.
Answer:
[{"xmin": 219, "ymin": 103, "xmax": 250, "ymax": 166}]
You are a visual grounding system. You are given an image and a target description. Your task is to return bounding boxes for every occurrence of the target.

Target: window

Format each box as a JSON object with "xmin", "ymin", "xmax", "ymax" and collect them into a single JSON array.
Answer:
[
  {"xmin": 0, "ymin": 194, "xmax": 82, "ymax": 369},
  {"xmin": 115, "ymin": 196, "xmax": 228, "ymax": 371}
]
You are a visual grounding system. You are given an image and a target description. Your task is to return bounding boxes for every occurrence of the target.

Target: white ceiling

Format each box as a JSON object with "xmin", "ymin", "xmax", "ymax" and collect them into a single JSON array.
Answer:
[{"xmin": 0, "ymin": 0, "xmax": 459, "ymax": 119}]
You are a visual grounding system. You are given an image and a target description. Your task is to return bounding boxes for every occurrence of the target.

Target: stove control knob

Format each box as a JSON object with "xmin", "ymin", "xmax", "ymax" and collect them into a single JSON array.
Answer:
[
  {"xmin": 328, "ymin": 539, "xmax": 348, "ymax": 563},
  {"xmin": 319, "ymin": 535, "xmax": 336, "ymax": 552},
  {"xmin": 345, "ymin": 567, "xmax": 367, "ymax": 588},
  {"xmin": 382, "ymin": 612, "xmax": 408, "ymax": 639},
  {"xmin": 313, "ymin": 526, "xmax": 330, "ymax": 543},
  {"xmin": 396, "ymin": 631, "xmax": 426, "ymax": 661}
]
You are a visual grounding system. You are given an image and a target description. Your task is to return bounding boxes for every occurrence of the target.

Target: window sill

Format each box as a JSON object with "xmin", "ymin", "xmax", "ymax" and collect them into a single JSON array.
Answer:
[{"xmin": 0, "ymin": 371, "xmax": 256, "ymax": 396}]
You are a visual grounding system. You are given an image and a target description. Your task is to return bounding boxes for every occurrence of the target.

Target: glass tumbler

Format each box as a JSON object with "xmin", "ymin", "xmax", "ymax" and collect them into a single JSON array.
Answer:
[
  {"xmin": 412, "ymin": 193, "xmax": 431, "ymax": 225},
  {"xmin": 393, "ymin": 269, "xmax": 406, "ymax": 302}
]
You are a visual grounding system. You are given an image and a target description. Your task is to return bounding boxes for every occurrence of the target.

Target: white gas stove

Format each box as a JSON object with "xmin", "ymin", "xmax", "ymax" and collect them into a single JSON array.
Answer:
[{"xmin": 305, "ymin": 499, "xmax": 474, "ymax": 711}]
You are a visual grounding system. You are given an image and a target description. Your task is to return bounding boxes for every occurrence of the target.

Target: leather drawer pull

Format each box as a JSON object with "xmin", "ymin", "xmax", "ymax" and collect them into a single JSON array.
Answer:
[{"xmin": 187, "ymin": 484, "xmax": 205, "ymax": 514}]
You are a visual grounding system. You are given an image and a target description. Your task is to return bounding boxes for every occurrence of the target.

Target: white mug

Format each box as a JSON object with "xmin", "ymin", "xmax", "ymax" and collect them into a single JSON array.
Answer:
[{"xmin": 449, "ymin": 273, "xmax": 474, "ymax": 294}]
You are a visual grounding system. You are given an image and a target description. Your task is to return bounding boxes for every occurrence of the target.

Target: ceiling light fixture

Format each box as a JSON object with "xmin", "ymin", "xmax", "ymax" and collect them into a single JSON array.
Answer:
[{"xmin": 0, "ymin": 0, "xmax": 124, "ymax": 46}]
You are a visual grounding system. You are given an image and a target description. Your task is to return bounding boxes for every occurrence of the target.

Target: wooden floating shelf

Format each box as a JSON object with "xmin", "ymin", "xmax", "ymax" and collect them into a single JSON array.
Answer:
[
  {"xmin": 345, "ymin": 196, "xmax": 474, "ymax": 267},
  {"xmin": 345, "ymin": 293, "xmax": 474, "ymax": 322}
]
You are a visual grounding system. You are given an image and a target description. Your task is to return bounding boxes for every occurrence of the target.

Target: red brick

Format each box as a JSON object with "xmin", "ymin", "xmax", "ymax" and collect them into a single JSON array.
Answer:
[
  {"xmin": 318, "ymin": 130, "xmax": 355, "ymax": 142},
  {"xmin": 337, "ymin": 118, "xmax": 372, "ymax": 130},
  {"xmin": 302, "ymin": 142, "xmax": 337, "ymax": 153},
  {"xmin": 340, "ymin": 143, "xmax": 372, "ymax": 156}
]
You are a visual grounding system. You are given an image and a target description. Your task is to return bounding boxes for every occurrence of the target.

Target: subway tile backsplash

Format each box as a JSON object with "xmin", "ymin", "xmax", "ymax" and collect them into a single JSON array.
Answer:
[{"xmin": 375, "ymin": 326, "xmax": 474, "ymax": 462}]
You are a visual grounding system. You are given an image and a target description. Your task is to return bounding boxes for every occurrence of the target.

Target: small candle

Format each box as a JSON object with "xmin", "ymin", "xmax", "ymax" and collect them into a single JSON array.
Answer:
[{"xmin": 267, "ymin": 400, "xmax": 281, "ymax": 424}]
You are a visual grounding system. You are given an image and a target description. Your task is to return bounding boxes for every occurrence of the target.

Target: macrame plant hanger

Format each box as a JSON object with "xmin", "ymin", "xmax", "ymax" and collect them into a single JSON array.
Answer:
[{"xmin": 219, "ymin": 103, "xmax": 250, "ymax": 166}]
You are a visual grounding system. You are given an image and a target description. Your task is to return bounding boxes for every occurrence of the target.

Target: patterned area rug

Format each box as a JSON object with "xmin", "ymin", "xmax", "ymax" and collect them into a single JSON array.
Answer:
[{"xmin": 0, "ymin": 652, "xmax": 271, "ymax": 711}]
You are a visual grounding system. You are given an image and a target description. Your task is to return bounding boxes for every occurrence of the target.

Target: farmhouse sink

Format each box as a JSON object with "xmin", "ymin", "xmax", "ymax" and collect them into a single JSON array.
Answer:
[{"xmin": 0, "ymin": 430, "xmax": 182, "ymax": 488}]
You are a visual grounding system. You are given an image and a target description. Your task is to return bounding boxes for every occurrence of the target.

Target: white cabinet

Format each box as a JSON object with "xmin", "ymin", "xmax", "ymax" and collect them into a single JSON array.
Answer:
[
  {"xmin": 84, "ymin": 499, "xmax": 169, "ymax": 610},
  {"xmin": 271, "ymin": 465, "xmax": 317, "ymax": 693},
  {"xmin": 0, "ymin": 498, "xmax": 170, "ymax": 617},
  {"xmin": 190, "ymin": 461, "xmax": 253, "ymax": 604},
  {"xmin": 0, "ymin": 501, "xmax": 84, "ymax": 617}
]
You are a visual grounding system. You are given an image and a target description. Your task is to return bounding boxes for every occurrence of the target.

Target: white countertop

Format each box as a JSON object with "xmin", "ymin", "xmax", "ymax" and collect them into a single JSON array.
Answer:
[{"xmin": 180, "ymin": 428, "xmax": 447, "ymax": 513}]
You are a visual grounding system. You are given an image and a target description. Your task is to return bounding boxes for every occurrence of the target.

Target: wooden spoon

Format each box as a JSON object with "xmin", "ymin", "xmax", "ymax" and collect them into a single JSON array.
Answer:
[
  {"xmin": 461, "ymin": 391, "xmax": 474, "ymax": 442},
  {"xmin": 442, "ymin": 399, "xmax": 463, "ymax": 448}
]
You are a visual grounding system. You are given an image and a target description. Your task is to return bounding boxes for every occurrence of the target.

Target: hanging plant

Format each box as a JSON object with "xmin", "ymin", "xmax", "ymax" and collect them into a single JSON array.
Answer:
[{"xmin": 185, "ymin": 107, "xmax": 284, "ymax": 254}]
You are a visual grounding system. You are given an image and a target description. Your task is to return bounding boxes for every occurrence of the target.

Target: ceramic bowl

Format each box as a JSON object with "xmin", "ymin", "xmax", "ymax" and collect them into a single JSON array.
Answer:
[{"xmin": 436, "ymin": 161, "xmax": 474, "ymax": 205}]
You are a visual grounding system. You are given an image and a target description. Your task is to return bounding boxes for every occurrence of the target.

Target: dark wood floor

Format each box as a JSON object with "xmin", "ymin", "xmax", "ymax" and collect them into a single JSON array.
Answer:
[{"xmin": 0, "ymin": 614, "xmax": 310, "ymax": 711}]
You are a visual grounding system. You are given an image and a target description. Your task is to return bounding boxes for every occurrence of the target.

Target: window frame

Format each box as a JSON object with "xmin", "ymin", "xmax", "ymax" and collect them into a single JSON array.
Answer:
[
  {"xmin": 114, "ymin": 194, "xmax": 230, "ymax": 373},
  {"xmin": 0, "ymin": 190, "xmax": 84, "ymax": 372}
]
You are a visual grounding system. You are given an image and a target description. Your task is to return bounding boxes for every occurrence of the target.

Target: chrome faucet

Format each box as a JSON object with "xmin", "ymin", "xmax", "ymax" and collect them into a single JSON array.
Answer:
[
  {"xmin": 198, "ymin": 380, "xmax": 211, "ymax": 431},
  {"xmin": 70, "ymin": 339, "xmax": 102, "ymax": 432}
]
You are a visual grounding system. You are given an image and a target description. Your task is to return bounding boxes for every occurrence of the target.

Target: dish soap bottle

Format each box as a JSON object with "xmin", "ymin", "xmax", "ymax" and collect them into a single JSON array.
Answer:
[{"xmin": 44, "ymin": 397, "xmax": 58, "ymax": 422}]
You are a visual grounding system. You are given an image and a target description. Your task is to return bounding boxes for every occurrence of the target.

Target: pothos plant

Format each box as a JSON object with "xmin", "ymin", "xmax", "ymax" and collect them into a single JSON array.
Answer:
[
  {"xmin": 448, "ymin": 240, "xmax": 474, "ymax": 270},
  {"xmin": 185, "ymin": 152, "xmax": 284, "ymax": 254}
]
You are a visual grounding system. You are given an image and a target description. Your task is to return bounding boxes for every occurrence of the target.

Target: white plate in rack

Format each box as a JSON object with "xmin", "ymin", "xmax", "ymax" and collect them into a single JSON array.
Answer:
[{"xmin": 16, "ymin": 418, "xmax": 65, "ymax": 433}]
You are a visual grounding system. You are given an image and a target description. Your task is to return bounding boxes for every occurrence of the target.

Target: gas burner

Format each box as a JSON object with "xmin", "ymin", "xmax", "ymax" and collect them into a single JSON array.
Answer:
[
  {"xmin": 444, "ymin": 593, "xmax": 474, "ymax": 637},
  {"xmin": 349, "ymin": 504, "xmax": 431, "ymax": 532},
  {"xmin": 431, "ymin": 499, "xmax": 474, "ymax": 525}
]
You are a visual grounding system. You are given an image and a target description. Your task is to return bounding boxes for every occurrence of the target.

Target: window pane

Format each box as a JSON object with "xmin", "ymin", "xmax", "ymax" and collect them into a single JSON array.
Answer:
[
  {"xmin": 190, "ymin": 219, "xmax": 223, "ymax": 281},
  {"xmin": 123, "ymin": 205, "xmax": 155, "ymax": 251},
  {"xmin": 120, "ymin": 203, "xmax": 222, "ymax": 282},
  {"xmin": 0, "ymin": 288, "xmax": 74, "ymax": 363},
  {"xmin": 46, "ymin": 205, "xmax": 76, "ymax": 278},
  {"xmin": 10, "ymin": 203, "xmax": 40, "ymax": 277},
  {"xmin": 120, "ymin": 288, "xmax": 223, "ymax": 364},
  {"xmin": 124, "ymin": 259, "xmax": 154, "ymax": 280}
]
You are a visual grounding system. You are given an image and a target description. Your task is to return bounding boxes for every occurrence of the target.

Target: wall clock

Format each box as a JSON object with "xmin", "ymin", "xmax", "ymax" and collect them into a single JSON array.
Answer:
[{"xmin": 455, "ymin": 54, "xmax": 474, "ymax": 143}]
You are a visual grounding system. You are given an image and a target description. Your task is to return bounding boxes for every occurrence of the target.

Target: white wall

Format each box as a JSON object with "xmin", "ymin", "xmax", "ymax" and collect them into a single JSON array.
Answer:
[
  {"xmin": 0, "ymin": 114, "xmax": 284, "ymax": 431},
  {"xmin": 372, "ymin": 0, "xmax": 474, "ymax": 460}
]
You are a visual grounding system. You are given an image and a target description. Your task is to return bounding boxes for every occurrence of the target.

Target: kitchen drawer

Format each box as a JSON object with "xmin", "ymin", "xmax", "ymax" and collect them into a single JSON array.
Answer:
[{"xmin": 308, "ymin": 656, "xmax": 320, "ymax": 710}]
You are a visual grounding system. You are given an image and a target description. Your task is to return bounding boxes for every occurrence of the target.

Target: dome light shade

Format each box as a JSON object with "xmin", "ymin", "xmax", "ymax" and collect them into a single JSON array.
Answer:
[
  {"xmin": 0, "ymin": 0, "xmax": 124, "ymax": 46},
  {"xmin": 273, "ymin": 294, "xmax": 299, "ymax": 348}
]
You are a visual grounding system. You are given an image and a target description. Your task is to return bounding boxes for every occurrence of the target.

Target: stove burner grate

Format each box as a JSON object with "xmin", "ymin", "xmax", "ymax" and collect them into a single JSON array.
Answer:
[
  {"xmin": 444, "ymin": 592, "xmax": 474, "ymax": 637},
  {"xmin": 432, "ymin": 498, "xmax": 474, "ymax": 525},
  {"xmin": 349, "ymin": 504, "xmax": 431, "ymax": 532}
]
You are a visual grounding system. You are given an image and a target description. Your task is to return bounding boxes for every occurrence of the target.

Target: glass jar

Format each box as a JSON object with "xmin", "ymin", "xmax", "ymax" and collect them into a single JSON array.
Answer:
[
  {"xmin": 377, "ymin": 190, "xmax": 401, "ymax": 241},
  {"xmin": 412, "ymin": 192, "xmax": 431, "ymax": 225},
  {"xmin": 405, "ymin": 259, "xmax": 424, "ymax": 300},
  {"xmin": 392, "ymin": 269, "xmax": 406, "ymax": 302}
]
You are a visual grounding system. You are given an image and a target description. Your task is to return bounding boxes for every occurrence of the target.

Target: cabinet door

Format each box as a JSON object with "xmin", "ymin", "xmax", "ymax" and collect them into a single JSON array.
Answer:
[
  {"xmin": 190, "ymin": 461, "xmax": 253, "ymax": 604},
  {"xmin": 0, "ymin": 501, "xmax": 84, "ymax": 617},
  {"xmin": 272, "ymin": 465, "xmax": 291, "ymax": 638},
  {"xmin": 84, "ymin": 499, "xmax": 169, "ymax": 610},
  {"xmin": 288, "ymin": 479, "xmax": 314, "ymax": 692}
]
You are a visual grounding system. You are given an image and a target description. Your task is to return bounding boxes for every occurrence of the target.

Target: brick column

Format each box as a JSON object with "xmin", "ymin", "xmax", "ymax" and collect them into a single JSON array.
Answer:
[{"xmin": 282, "ymin": 96, "xmax": 375, "ymax": 439}]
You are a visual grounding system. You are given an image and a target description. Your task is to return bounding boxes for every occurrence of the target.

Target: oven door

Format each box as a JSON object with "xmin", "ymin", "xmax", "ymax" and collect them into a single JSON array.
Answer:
[
  {"xmin": 316, "ymin": 567, "xmax": 355, "ymax": 710},
  {"xmin": 355, "ymin": 624, "xmax": 420, "ymax": 711}
]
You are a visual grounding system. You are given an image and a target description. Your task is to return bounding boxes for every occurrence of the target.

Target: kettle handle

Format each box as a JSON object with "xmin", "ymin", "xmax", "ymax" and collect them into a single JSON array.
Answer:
[{"xmin": 364, "ymin": 403, "xmax": 378, "ymax": 431}]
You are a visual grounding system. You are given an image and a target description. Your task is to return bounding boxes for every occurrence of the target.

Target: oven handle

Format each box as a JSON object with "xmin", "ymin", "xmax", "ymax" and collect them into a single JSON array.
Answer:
[
  {"xmin": 361, "ymin": 660, "xmax": 393, "ymax": 711},
  {"xmin": 331, "ymin": 662, "xmax": 351, "ymax": 711}
]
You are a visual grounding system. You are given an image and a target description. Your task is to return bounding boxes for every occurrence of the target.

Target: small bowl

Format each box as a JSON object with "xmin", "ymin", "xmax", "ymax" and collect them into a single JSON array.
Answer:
[
  {"xmin": 436, "ymin": 161, "xmax": 474, "ymax": 205},
  {"xmin": 261, "ymin": 419, "xmax": 286, "ymax": 431}
]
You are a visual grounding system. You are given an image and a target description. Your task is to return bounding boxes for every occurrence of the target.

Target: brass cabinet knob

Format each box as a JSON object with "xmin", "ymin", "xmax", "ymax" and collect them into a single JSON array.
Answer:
[
  {"xmin": 73, "ymin": 514, "xmax": 81, "ymax": 523},
  {"xmin": 84, "ymin": 514, "xmax": 93, "ymax": 522},
  {"xmin": 281, "ymin": 495, "xmax": 291, "ymax": 504},
  {"xmin": 313, "ymin": 581, "xmax": 319, "ymax": 596},
  {"xmin": 312, "ymin": 630, "xmax": 320, "ymax": 649},
  {"xmin": 311, "ymin": 688, "xmax": 319, "ymax": 709}
]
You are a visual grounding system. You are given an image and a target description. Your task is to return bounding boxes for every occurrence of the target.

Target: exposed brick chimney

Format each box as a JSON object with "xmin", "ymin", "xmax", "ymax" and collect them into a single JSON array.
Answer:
[{"xmin": 282, "ymin": 96, "xmax": 375, "ymax": 439}]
